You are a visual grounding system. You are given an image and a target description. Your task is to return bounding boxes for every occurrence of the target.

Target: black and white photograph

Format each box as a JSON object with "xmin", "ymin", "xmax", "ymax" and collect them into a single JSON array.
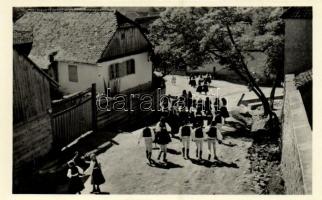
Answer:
[{"xmin": 11, "ymin": 6, "xmax": 312, "ymax": 195}]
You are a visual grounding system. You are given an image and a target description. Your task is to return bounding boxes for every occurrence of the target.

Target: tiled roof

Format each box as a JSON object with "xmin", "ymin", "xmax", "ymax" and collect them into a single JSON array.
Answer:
[
  {"xmin": 13, "ymin": 29, "xmax": 33, "ymax": 45},
  {"xmin": 14, "ymin": 9, "xmax": 121, "ymax": 68},
  {"xmin": 281, "ymin": 7, "xmax": 312, "ymax": 19},
  {"xmin": 295, "ymin": 69, "xmax": 312, "ymax": 87}
]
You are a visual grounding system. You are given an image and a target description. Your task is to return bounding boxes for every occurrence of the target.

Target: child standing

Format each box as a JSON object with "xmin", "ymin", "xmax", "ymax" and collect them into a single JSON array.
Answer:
[
  {"xmin": 138, "ymin": 125, "xmax": 155, "ymax": 164},
  {"xmin": 155, "ymin": 117, "xmax": 172, "ymax": 162},
  {"xmin": 179, "ymin": 124, "xmax": 192, "ymax": 159},
  {"xmin": 205, "ymin": 121, "xmax": 223, "ymax": 161},
  {"xmin": 85, "ymin": 154, "xmax": 106, "ymax": 194},
  {"xmin": 67, "ymin": 160, "xmax": 84, "ymax": 194},
  {"xmin": 192, "ymin": 122, "xmax": 205, "ymax": 160}
]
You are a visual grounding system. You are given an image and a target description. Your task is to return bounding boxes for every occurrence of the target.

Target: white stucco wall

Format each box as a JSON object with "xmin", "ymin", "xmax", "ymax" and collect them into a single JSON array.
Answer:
[
  {"xmin": 98, "ymin": 52, "xmax": 152, "ymax": 92},
  {"xmin": 57, "ymin": 52, "xmax": 152, "ymax": 94}
]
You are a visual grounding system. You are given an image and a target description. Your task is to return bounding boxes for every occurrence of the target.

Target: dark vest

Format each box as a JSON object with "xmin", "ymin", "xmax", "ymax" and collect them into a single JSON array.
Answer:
[
  {"xmin": 143, "ymin": 127, "xmax": 152, "ymax": 137},
  {"xmin": 181, "ymin": 126, "xmax": 191, "ymax": 136},
  {"xmin": 207, "ymin": 127, "xmax": 217, "ymax": 138},
  {"xmin": 195, "ymin": 127, "xmax": 204, "ymax": 138}
]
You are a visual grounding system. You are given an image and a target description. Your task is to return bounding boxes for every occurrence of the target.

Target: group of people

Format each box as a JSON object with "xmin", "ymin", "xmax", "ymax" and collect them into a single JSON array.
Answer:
[
  {"xmin": 189, "ymin": 73, "xmax": 212, "ymax": 95},
  {"xmin": 138, "ymin": 89, "xmax": 230, "ymax": 164},
  {"xmin": 66, "ymin": 152, "xmax": 106, "ymax": 194}
]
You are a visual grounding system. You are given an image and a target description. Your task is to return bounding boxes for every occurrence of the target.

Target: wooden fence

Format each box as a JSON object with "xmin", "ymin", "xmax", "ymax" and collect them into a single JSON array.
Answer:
[{"xmin": 50, "ymin": 84, "xmax": 97, "ymax": 150}]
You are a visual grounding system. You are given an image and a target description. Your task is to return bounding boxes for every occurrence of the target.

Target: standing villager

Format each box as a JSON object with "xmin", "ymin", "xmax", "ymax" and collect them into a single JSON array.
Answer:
[
  {"xmin": 205, "ymin": 97, "xmax": 212, "ymax": 112},
  {"xmin": 194, "ymin": 108, "xmax": 204, "ymax": 128},
  {"xmin": 192, "ymin": 122, "xmax": 205, "ymax": 160},
  {"xmin": 67, "ymin": 160, "xmax": 84, "ymax": 194},
  {"xmin": 214, "ymin": 97, "xmax": 220, "ymax": 112},
  {"xmin": 85, "ymin": 154, "xmax": 106, "ymax": 194},
  {"xmin": 205, "ymin": 121, "xmax": 223, "ymax": 161},
  {"xmin": 214, "ymin": 111, "xmax": 224, "ymax": 130},
  {"xmin": 179, "ymin": 124, "xmax": 192, "ymax": 159},
  {"xmin": 202, "ymin": 83, "xmax": 209, "ymax": 95},
  {"xmin": 196, "ymin": 83, "xmax": 203, "ymax": 94},
  {"xmin": 187, "ymin": 91, "xmax": 193, "ymax": 111},
  {"xmin": 220, "ymin": 98, "xmax": 229, "ymax": 123},
  {"xmin": 205, "ymin": 109, "xmax": 213, "ymax": 126},
  {"xmin": 168, "ymin": 107, "xmax": 180, "ymax": 137},
  {"xmin": 155, "ymin": 117, "xmax": 172, "ymax": 162},
  {"xmin": 138, "ymin": 125, "xmax": 155, "ymax": 164}
]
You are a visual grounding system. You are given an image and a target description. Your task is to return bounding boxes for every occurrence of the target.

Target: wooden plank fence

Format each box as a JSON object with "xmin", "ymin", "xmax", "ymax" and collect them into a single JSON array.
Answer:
[{"xmin": 50, "ymin": 84, "xmax": 97, "ymax": 150}]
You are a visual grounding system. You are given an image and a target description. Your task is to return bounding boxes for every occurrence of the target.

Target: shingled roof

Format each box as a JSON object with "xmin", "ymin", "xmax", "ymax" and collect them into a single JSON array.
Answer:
[
  {"xmin": 13, "ymin": 29, "xmax": 33, "ymax": 45},
  {"xmin": 14, "ymin": 9, "xmax": 132, "ymax": 69},
  {"xmin": 281, "ymin": 7, "xmax": 312, "ymax": 19}
]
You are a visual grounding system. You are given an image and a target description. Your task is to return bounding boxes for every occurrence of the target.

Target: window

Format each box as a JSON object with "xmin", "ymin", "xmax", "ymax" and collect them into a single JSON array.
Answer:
[
  {"xmin": 121, "ymin": 32, "xmax": 125, "ymax": 40},
  {"xmin": 126, "ymin": 59, "xmax": 135, "ymax": 75},
  {"xmin": 110, "ymin": 63, "xmax": 120, "ymax": 79},
  {"xmin": 110, "ymin": 59, "xmax": 135, "ymax": 80},
  {"xmin": 68, "ymin": 65, "xmax": 78, "ymax": 82}
]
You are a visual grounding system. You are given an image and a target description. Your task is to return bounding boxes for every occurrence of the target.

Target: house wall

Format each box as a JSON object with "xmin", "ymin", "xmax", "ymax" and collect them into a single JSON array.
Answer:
[
  {"xmin": 57, "ymin": 52, "xmax": 152, "ymax": 94},
  {"xmin": 57, "ymin": 62, "xmax": 102, "ymax": 94},
  {"xmin": 284, "ymin": 19, "xmax": 312, "ymax": 75},
  {"xmin": 99, "ymin": 52, "xmax": 153, "ymax": 92}
]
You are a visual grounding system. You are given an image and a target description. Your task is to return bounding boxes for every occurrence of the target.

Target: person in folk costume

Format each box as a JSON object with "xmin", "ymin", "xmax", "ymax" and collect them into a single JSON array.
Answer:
[
  {"xmin": 214, "ymin": 110, "xmax": 224, "ymax": 130},
  {"xmin": 191, "ymin": 76, "xmax": 197, "ymax": 88},
  {"xmin": 187, "ymin": 91, "xmax": 193, "ymax": 111},
  {"xmin": 204, "ymin": 97, "xmax": 212, "ymax": 112},
  {"xmin": 192, "ymin": 122, "xmax": 205, "ymax": 160},
  {"xmin": 205, "ymin": 120, "xmax": 223, "ymax": 161},
  {"xmin": 214, "ymin": 97, "xmax": 220, "ymax": 112},
  {"xmin": 192, "ymin": 98, "xmax": 197, "ymax": 110},
  {"xmin": 168, "ymin": 106, "xmax": 180, "ymax": 137},
  {"xmin": 67, "ymin": 160, "xmax": 84, "ymax": 194},
  {"xmin": 84, "ymin": 154, "xmax": 106, "ymax": 194},
  {"xmin": 187, "ymin": 109, "xmax": 196, "ymax": 125},
  {"xmin": 178, "ymin": 107, "xmax": 189, "ymax": 127},
  {"xmin": 205, "ymin": 109, "xmax": 213, "ymax": 126},
  {"xmin": 196, "ymin": 82, "xmax": 203, "ymax": 94},
  {"xmin": 205, "ymin": 73, "xmax": 212, "ymax": 85},
  {"xmin": 202, "ymin": 83, "xmax": 209, "ymax": 95},
  {"xmin": 194, "ymin": 107, "xmax": 204, "ymax": 128},
  {"xmin": 155, "ymin": 116, "xmax": 172, "ymax": 162},
  {"xmin": 179, "ymin": 124, "xmax": 192, "ymax": 159},
  {"xmin": 198, "ymin": 74, "xmax": 204, "ymax": 85},
  {"xmin": 138, "ymin": 123, "xmax": 155, "ymax": 164},
  {"xmin": 220, "ymin": 98, "xmax": 229, "ymax": 123},
  {"xmin": 161, "ymin": 95, "xmax": 170, "ymax": 114},
  {"xmin": 188, "ymin": 75, "xmax": 193, "ymax": 86}
]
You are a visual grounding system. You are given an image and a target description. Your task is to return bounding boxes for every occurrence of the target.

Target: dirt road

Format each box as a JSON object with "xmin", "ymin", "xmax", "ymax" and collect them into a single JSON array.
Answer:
[{"xmin": 82, "ymin": 127, "xmax": 255, "ymax": 194}]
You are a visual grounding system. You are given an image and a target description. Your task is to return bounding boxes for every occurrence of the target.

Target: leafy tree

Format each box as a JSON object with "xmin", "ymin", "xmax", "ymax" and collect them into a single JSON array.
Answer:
[{"xmin": 149, "ymin": 7, "xmax": 284, "ymax": 118}]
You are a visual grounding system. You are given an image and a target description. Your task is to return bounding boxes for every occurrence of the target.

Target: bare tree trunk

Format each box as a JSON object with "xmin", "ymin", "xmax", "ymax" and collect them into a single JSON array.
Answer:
[{"xmin": 224, "ymin": 23, "xmax": 272, "ymax": 116}]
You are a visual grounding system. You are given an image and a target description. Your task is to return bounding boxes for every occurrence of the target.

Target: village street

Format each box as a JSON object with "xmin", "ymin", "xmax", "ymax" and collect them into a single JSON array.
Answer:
[{"xmin": 80, "ymin": 75, "xmax": 283, "ymax": 194}]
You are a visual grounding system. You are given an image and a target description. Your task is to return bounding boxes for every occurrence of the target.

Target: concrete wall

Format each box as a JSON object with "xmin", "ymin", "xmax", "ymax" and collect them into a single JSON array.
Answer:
[
  {"xmin": 284, "ymin": 19, "xmax": 312, "ymax": 75},
  {"xmin": 281, "ymin": 74, "xmax": 312, "ymax": 194},
  {"xmin": 13, "ymin": 114, "xmax": 53, "ymax": 178},
  {"xmin": 57, "ymin": 52, "xmax": 152, "ymax": 94}
]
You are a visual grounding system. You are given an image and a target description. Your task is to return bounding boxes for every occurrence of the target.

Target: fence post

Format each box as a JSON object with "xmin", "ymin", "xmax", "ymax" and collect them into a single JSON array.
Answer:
[{"xmin": 91, "ymin": 83, "xmax": 97, "ymax": 132}]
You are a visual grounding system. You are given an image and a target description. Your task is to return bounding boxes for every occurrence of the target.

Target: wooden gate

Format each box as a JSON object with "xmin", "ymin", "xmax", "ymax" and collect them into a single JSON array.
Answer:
[{"xmin": 51, "ymin": 84, "xmax": 97, "ymax": 150}]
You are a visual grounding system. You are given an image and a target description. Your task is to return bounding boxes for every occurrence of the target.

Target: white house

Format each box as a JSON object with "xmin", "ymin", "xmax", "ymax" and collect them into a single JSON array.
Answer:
[{"xmin": 14, "ymin": 8, "xmax": 153, "ymax": 94}]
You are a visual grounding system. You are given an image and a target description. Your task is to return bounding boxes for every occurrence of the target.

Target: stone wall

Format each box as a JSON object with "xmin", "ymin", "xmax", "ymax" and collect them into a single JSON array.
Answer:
[{"xmin": 281, "ymin": 74, "xmax": 312, "ymax": 194}]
